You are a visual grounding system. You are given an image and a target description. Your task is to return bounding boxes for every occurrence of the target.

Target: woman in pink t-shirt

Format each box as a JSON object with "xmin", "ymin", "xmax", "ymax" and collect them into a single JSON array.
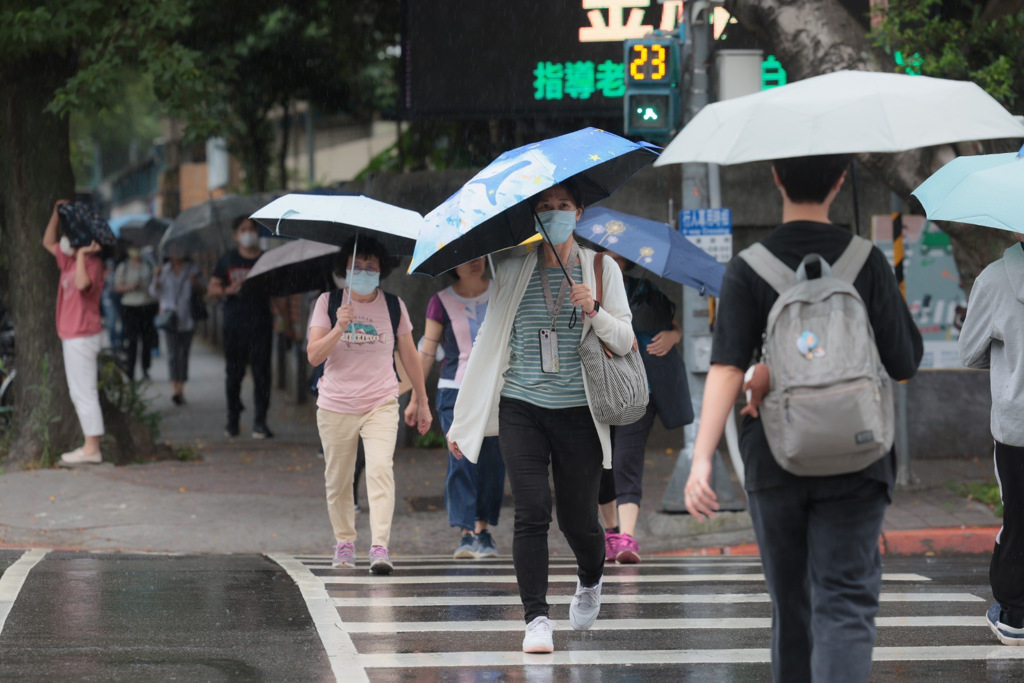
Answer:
[
  {"xmin": 307, "ymin": 235, "xmax": 432, "ymax": 575},
  {"xmin": 42, "ymin": 200, "xmax": 107, "ymax": 466}
]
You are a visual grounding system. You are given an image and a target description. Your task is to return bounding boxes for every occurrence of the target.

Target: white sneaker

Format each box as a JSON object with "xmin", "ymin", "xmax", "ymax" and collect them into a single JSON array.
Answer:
[
  {"xmin": 58, "ymin": 447, "xmax": 102, "ymax": 467},
  {"xmin": 522, "ymin": 616, "xmax": 555, "ymax": 653},
  {"xmin": 569, "ymin": 577, "xmax": 602, "ymax": 631}
]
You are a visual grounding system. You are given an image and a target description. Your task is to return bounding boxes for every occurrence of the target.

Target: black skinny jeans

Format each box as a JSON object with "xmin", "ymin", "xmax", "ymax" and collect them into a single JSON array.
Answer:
[
  {"xmin": 993, "ymin": 441, "xmax": 1024, "ymax": 622},
  {"xmin": 224, "ymin": 320, "xmax": 272, "ymax": 425},
  {"xmin": 498, "ymin": 396, "xmax": 605, "ymax": 624},
  {"xmin": 121, "ymin": 303, "xmax": 157, "ymax": 379}
]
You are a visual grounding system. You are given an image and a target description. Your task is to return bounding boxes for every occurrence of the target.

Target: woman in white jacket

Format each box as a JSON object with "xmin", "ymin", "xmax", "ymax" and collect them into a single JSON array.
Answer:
[{"xmin": 447, "ymin": 183, "xmax": 635, "ymax": 654}]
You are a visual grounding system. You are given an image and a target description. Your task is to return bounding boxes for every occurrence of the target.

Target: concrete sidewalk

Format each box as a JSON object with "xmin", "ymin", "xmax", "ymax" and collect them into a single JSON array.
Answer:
[{"xmin": 0, "ymin": 338, "xmax": 1003, "ymax": 558}]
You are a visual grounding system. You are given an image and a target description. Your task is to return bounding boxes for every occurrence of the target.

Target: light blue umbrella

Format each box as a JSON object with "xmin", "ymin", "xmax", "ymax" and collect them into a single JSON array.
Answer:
[
  {"xmin": 575, "ymin": 207, "xmax": 725, "ymax": 296},
  {"xmin": 409, "ymin": 127, "xmax": 659, "ymax": 276},
  {"xmin": 912, "ymin": 144, "xmax": 1024, "ymax": 233}
]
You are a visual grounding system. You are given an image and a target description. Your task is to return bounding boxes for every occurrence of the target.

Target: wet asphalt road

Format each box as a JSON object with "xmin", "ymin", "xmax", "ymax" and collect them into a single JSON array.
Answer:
[{"xmin": 1, "ymin": 550, "xmax": 1023, "ymax": 681}]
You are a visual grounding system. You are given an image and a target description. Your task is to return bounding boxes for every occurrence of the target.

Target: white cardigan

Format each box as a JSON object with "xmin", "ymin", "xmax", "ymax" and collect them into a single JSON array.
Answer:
[{"xmin": 448, "ymin": 245, "xmax": 635, "ymax": 470}]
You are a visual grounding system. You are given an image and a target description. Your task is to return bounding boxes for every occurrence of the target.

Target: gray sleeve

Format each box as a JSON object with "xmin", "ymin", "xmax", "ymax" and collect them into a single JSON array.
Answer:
[{"xmin": 958, "ymin": 268, "xmax": 997, "ymax": 370}]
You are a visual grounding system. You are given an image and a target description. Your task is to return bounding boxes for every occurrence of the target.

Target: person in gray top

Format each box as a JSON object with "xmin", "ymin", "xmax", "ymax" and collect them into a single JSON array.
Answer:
[
  {"xmin": 150, "ymin": 245, "xmax": 204, "ymax": 406},
  {"xmin": 114, "ymin": 246, "xmax": 157, "ymax": 381},
  {"xmin": 958, "ymin": 234, "xmax": 1024, "ymax": 646}
]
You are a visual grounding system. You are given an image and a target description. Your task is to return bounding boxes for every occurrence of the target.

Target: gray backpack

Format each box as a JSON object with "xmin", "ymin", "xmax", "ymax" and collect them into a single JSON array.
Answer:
[{"xmin": 739, "ymin": 237, "xmax": 894, "ymax": 476}]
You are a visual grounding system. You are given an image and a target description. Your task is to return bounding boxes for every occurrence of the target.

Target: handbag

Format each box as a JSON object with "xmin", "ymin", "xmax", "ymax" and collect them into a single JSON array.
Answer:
[
  {"xmin": 576, "ymin": 253, "xmax": 650, "ymax": 426},
  {"xmin": 58, "ymin": 202, "xmax": 117, "ymax": 250},
  {"xmin": 641, "ymin": 345, "xmax": 694, "ymax": 429},
  {"xmin": 154, "ymin": 309, "xmax": 178, "ymax": 332}
]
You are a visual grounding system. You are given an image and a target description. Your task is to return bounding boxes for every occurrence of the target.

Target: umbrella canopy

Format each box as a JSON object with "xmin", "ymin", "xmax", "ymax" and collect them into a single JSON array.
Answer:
[
  {"xmin": 108, "ymin": 214, "xmax": 152, "ymax": 237},
  {"xmin": 159, "ymin": 194, "xmax": 273, "ymax": 254},
  {"xmin": 243, "ymin": 239, "xmax": 341, "ymax": 296},
  {"xmin": 250, "ymin": 194, "xmax": 423, "ymax": 255},
  {"xmin": 575, "ymin": 208, "xmax": 725, "ymax": 296},
  {"xmin": 109, "ymin": 215, "xmax": 169, "ymax": 248},
  {"xmin": 911, "ymin": 146, "xmax": 1024, "ymax": 233},
  {"xmin": 408, "ymin": 127, "xmax": 659, "ymax": 276},
  {"xmin": 655, "ymin": 70, "xmax": 1024, "ymax": 166}
]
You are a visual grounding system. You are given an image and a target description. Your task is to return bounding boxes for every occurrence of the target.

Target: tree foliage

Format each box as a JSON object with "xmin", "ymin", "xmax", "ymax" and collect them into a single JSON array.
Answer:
[{"xmin": 871, "ymin": 0, "xmax": 1024, "ymax": 113}]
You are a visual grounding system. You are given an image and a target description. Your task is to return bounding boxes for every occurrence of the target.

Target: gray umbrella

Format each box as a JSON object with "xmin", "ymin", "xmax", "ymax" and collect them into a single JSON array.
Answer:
[
  {"xmin": 158, "ymin": 194, "xmax": 275, "ymax": 254},
  {"xmin": 243, "ymin": 239, "xmax": 341, "ymax": 296}
]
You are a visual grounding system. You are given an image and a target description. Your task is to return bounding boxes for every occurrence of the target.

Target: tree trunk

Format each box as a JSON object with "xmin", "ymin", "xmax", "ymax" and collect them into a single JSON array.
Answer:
[
  {"xmin": 0, "ymin": 53, "xmax": 83, "ymax": 467},
  {"xmin": 278, "ymin": 99, "xmax": 290, "ymax": 190},
  {"xmin": 726, "ymin": 0, "xmax": 1012, "ymax": 294}
]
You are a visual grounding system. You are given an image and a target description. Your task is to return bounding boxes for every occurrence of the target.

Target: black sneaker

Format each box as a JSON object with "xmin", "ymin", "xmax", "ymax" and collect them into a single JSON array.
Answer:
[
  {"xmin": 225, "ymin": 419, "xmax": 240, "ymax": 438},
  {"xmin": 252, "ymin": 423, "xmax": 274, "ymax": 439}
]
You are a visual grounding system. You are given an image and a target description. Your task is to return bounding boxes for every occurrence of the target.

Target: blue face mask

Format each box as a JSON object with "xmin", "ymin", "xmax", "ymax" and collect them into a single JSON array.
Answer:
[
  {"xmin": 347, "ymin": 269, "xmax": 380, "ymax": 295},
  {"xmin": 536, "ymin": 210, "xmax": 577, "ymax": 245}
]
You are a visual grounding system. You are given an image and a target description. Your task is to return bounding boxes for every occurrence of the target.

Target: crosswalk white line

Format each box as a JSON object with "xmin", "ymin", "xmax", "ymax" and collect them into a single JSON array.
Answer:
[
  {"xmin": 341, "ymin": 615, "xmax": 986, "ymax": 633},
  {"xmin": 267, "ymin": 553, "xmax": 366, "ymax": 683},
  {"xmin": 297, "ymin": 555, "xmax": 754, "ymax": 563},
  {"xmin": 0, "ymin": 549, "xmax": 48, "ymax": 638},
  {"xmin": 354, "ymin": 646, "xmax": 1024, "ymax": 669},
  {"xmin": 310, "ymin": 561, "xmax": 764, "ymax": 571},
  {"xmin": 321, "ymin": 572, "xmax": 929, "ymax": 585},
  {"xmin": 333, "ymin": 591, "xmax": 982, "ymax": 607}
]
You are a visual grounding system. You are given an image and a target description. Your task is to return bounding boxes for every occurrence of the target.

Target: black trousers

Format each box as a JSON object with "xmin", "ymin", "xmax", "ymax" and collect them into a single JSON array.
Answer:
[
  {"xmin": 993, "ymin": 441, "xmax": 1024, "ymax": 622},
  {"xmin": 498, "ymin": 396, "xmax": 605, "ymax": 624},
  {"xmin": 223, "ymin": 321, "xmax": 272, "ymax": 425},
  {"xmin": 598, "ymin": 399, "xmax": 657, "ymax": 507},
  {"xmin": 748, "ymin": 476, "xmax": 889, "ymax": 683},
  {"xmin": 121, "ymin": 303, "xmax": 157, "ymax": 379},
  {"xmin": 165, "ymin": 329, "xmax": 194, "ymax": 384}
]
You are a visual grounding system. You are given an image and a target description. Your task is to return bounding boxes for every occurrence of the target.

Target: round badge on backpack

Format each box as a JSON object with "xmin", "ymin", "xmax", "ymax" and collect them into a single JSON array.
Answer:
[{"xmin": 797, "ymin": 331, "xmax": 825, "ymax": 360}]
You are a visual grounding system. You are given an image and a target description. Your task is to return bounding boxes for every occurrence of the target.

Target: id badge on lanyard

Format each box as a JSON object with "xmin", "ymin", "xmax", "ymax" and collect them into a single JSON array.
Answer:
[{"xmin": 537, "ymin": 242, "xmax": 578, "ymax": 374}]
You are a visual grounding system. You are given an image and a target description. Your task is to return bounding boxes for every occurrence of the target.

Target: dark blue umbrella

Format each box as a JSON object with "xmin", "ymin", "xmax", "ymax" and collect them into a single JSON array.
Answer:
[
  {"xmin": 575, "ymin": 207, "xmax": 725, "ymax": 296},
  {"xmin": 409, "ymin": 127, "xmax": 659, "ymax": 276}
]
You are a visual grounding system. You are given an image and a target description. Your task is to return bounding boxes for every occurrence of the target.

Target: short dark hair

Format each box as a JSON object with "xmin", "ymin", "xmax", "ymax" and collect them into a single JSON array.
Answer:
[
  {"xmin": 232, "ymin": 215, "xmax": 255, "ymax": 232},
  {"xmin": 772, "ymin": 154, "xmax": 853, "ymax": 204},
  {"xmin": 334, "ymin": 234, "xmax": 394, "ymax": 280},
  {"xmin": 529, "ymin": 180, "xmax": 583, "ymax": 211}
]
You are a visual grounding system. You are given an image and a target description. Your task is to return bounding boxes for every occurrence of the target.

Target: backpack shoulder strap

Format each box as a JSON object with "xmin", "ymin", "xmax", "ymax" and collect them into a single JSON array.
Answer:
[
  {"xmin": 383, "ymin": 291, "xmax": 401, "ymax": 338},
  {"xmin": 327, "ymin": 289, "xmax": 344, "ymax": 328},
  {"xmin": 738, "ymin": 243, "xmax": 796, "ymax": 295},
  {"xmin": 593, "ymin": 251, "xmax": 605, "ymax": 302},
  {"xmin": 831, "ymin": 236, "xmax": 874, "ymax": 284}
]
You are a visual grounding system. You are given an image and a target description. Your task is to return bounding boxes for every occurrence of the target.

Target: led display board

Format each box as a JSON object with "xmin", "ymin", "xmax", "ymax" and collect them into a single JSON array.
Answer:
[{"xmin": 400, "ymin": 0, "xmax": 683, "ymax": 120}]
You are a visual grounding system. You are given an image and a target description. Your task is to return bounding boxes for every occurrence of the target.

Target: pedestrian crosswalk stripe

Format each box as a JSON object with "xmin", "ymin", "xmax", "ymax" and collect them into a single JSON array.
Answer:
[
  {"xmin": 340, "ymin": 615, "xmax": 986, "ymax": 633},
  {"xmin": 313, "ymin": 561, "xmax": 764, "ymax": 571},
  {"xmin": 268, "ymin": 553, "xmax": 368, "ymax": 683},
  {"xmin": 354, "ymin": 645, "xmax": 1024, "ymax": 668},
  {"xmin": 332, "ymin": 592, "xmax": 982, "ymax": 607},
  {"xmin": 320, "ymin": 572, "xmax": 929, "ymax": 585},
  {"xmin": 0, "ymin": 549, "xmax": 49, "ymax": 639}
]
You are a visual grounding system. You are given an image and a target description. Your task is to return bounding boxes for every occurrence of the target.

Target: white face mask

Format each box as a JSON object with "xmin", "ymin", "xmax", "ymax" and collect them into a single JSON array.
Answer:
[
  {"xmin": 332, "ymin": 273, "xmax": 347, "ymax": 289},
  {"xmin": 347, "ymin": 268, "xmax": 380, "ymax": 296},
  {"xmin": 238, "ymin": 233, "xmax": 259, "ymax": 249},
  {"xmin": 59, "ymin": 236, "xmax": 75, "ymax": 256}
]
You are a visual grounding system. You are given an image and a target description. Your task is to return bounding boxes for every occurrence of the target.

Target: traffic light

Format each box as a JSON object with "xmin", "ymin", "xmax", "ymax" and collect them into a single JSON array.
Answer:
[{"xmin": 623, "ymin": 37, "xmax": 680, "ymax": 139}]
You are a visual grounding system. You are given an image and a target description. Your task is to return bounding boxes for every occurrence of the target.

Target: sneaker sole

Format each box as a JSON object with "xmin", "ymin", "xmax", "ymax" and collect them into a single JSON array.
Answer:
[
  {"xmin": 615, "ymin": 549, "xmax": 641, "ymax": 564},
  {"xmin": 453, "ymin": 548, "xmax": 475, "ymax": 559},
  {"xmin": 522, "ymin": 643, "xmax": 554, "ymax": 654},
  {"xmin": 369, "ymin": 562, "xmax": 394, "ymax": 576},
  {"xmin": 990, "ymin": 621, "xmax": 1024, "ymax": 645},
  {"xmin": 57, "ymin": 459, "xmax": 102, "ymax": 467},
  {"xmin": 332, "ymin": 562, "xmax": 356, "ymax": 568}
]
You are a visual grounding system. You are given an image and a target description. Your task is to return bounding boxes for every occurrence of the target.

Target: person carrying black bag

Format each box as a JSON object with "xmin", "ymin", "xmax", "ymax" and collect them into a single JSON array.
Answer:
[{"xmin": 598, "ymin": 252, "xmax": 692, "ymax": 564}]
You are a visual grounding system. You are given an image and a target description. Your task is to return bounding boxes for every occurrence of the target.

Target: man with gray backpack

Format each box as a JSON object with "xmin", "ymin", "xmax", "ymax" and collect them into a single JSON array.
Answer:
[{"xmin": 684, "ymin": 154, "xmax": 923, "ymax": 682}]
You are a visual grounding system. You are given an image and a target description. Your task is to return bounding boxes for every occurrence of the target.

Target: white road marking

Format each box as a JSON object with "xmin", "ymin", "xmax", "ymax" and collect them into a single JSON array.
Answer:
[
  {"xmin": 309, "ymin": 561, "xmax": 763, "ymax": 571},
  {"xmin": 355, "ymin": 645, "xmax": 1024, "ymax": 668},
  {"xmin": 340, "ymin": 615, "xmax": 987, "ymax": 633},
  {"xmin": 0, "ymin": 548, "xmax": 48, "ymax": 637},
  {"xmin": 321, "ymin": 573, "xmax": 929, "ymax": 585},
  {"xmin": 333, "ymin": 591, "xmax": 981, "ymax": 608},
  {"xmin": 267, "ymin": 554, "xmax": 367, "ymax": 683}
]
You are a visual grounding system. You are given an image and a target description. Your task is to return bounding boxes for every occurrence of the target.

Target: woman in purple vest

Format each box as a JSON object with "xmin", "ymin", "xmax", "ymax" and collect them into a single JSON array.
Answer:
[{"xmin": 406, "ymin": 257, "xmax": 506, "ymax": 559}]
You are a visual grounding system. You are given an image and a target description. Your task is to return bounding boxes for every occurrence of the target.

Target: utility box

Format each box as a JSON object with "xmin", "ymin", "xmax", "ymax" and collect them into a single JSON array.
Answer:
[{"xmin": 714, "ymin": 49, "xmax": 764, "ymax": 101}]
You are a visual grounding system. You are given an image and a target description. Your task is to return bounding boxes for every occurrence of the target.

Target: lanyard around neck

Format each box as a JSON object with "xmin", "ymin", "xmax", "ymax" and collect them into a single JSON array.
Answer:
[{"xmin": 538, "ymin": 241, "xmax": 578, "ymax": 330}]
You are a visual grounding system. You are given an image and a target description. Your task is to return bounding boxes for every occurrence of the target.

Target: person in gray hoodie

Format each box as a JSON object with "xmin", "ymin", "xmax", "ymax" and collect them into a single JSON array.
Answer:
[{"xmin": 959, "ymin": 233, "xmax": 1024, "ymax": 646}]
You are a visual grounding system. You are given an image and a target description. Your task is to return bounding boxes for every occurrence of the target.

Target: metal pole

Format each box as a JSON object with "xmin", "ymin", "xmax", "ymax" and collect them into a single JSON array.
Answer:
[
  {"xmin": 891, "ymin": 208, "xmax": 913, "ymax": 486},
  {"xmin": 306, "ymin": 105, "xmax": 315, "ymax": 186}
]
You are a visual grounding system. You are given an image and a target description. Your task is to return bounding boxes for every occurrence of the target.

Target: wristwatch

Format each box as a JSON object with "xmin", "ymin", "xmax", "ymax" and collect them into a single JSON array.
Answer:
[{"xmin": 586, "ymin": 300, "xmax": 601, "ymax": 318}]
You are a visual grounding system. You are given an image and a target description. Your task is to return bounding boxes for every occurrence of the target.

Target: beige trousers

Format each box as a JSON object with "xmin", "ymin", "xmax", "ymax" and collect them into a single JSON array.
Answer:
[{"xmin": 317, "ymin": 399, "xmax": 399, "ymax": 548}]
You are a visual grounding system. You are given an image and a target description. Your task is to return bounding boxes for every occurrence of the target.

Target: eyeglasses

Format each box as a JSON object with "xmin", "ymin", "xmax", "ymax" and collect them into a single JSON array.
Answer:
[{"xmin": 349, "ymin": 266, "xmax": 381, "ymax": 275}]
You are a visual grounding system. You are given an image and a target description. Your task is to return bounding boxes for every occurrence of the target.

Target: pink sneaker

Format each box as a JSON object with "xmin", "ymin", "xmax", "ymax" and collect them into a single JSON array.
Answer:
[
  {"xmin": 615, "ymin": 533, "xmax": 641, "ymax": 564},
  {"xmin": 332, "ymin": 542, "xmax": 355, "ymax": 568},
  {"xmin": 604, "ymin": 530, "xmax": 621, "ymax": 561}
]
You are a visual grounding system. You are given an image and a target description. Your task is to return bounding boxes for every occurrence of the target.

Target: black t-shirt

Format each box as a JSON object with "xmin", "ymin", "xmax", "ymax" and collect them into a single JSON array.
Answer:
[
  {"xmin": 213, "ymin": 249, "xmax": 272, "ymax": 327},
  {"xmin": 711, "ymin": 221, "xmax": 924, "ymax": 494}
]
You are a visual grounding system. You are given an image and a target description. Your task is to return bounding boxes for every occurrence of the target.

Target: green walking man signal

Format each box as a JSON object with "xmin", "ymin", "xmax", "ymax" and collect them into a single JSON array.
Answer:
[{"xmin": 623, "ymin": 35, "xmax": 681, "ymax": 140}]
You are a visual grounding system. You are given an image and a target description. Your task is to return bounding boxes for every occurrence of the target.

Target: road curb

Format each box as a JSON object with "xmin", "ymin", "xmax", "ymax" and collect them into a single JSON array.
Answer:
[{"xmin": 653, "ymin": 526, "xmax": 1002, "ymax": 558}]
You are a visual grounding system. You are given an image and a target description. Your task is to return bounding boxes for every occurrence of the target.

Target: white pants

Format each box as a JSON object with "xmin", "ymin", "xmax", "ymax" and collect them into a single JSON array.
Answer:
[{"xmin": 61, "ymin": 333, "xmax": 105, "ymax": 437}]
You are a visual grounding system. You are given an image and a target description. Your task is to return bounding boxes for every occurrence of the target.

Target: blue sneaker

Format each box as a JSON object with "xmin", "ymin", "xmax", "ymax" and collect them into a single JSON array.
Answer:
[
  {"xmin": 472, "ymin": 529, "xmax": 498, "ymax": 558},
  {"xmin": 453, "ymin": 532, "xmax": 476, "ymax": 559},
  {"xmin": 987, "ymin": 603, "xmax": 1024, "ymax": 645}
]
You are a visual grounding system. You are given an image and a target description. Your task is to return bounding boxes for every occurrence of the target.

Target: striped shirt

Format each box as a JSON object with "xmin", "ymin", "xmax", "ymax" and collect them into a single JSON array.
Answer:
[{"xmin": 501, "ymin": 261, "xmax": 587, "ymax": 409}]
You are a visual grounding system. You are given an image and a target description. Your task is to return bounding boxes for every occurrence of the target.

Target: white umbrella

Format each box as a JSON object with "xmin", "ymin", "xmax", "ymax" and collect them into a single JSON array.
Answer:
[
  {"xmin": 243, "ymin": 239, "xmax": 341, "ymax": 295},
  {"xmin": 250, "ymin": 194, "xmax": 423, "ymax": 256},
  {"xmin": 655, "ymin": 70, "xmax": 1024, "ymax": 166}
]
